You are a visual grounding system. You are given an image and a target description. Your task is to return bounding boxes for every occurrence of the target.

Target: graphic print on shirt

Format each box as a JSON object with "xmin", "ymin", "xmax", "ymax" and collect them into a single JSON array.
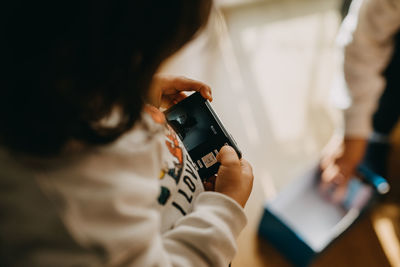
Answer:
[
  {"xmin": 164, "ymin": 126, "xmax": 184, "ymax": 184},
  {"xmin": 157, "ymin": 124, "xmax": 204, "ymax": 231},
  {"xmin": 158, "ymin": 125, "xmax": 184, "ymax": 206}
]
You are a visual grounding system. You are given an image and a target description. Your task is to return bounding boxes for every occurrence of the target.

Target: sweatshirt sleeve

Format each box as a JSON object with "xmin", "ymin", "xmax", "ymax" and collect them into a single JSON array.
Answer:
[
  {"xmin": 42, "ymin": 172, "xmax": 246, "ymax": 267},
  {"xmin": 341, "ymin": 0, "xmax": 400, "ymax": 137},
  {"xmin": 162, "ymin": 192, "xmax": 247, "ymax": 267}
]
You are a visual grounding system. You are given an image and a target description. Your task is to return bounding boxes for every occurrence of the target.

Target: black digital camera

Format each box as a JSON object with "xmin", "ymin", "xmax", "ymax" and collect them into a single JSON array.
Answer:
[{"xmin": 164, "ymin": 92, "xmax": 241, "ymax": 180}]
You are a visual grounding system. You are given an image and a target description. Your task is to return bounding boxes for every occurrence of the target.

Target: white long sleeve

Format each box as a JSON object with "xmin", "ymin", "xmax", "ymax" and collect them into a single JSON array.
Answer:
[
  {"xmin": 32, "ymin": 112, "xmax": 247, "ymax": 267},
  {"xmin": 341, "ymin": 0, "xmax": 400, "ymax": 137}
]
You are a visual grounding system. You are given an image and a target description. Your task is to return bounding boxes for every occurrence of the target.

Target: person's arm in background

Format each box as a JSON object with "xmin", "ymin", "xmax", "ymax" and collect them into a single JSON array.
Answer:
[{"xmin": 321, "ymin": 0, "xmax": 400, "ymax": 195}]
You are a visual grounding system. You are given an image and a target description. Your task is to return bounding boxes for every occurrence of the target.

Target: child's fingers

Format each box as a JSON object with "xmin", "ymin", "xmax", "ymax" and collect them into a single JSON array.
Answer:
[
  {"xmin": 203, "ymin": 181, "xmax": 215, "ymax": 191},
  {"xmin": 172, "ymin": 92, "xmax": 187, "ymax": 104},
  {"xmin": 160, "ymin": 92, "xmax": 187, "ymax": 108},
  {"xmin": 167, "ymin": 92, "xmax": 187, "ymax": 105},
  {"xmin": 216, "ymin": 146, "xmax": 240, "ymax": 167},
  {"xmin": 198, "ymin": 85, "xmax": 213, "ymax": 102},
  {"xmin": 240, "ymin": 158, "xmax": 253, "ymax": 178},
  {"xmin": 203, "ymin": 175, "xmax": 217, "ymax": 191},
  {"xmin": 173, "ymin": 76, "xmax": 212, "ymax": 101},
  {"xmin": 160, "ymin": 75, "xmax": 212, "ymax": 102}
]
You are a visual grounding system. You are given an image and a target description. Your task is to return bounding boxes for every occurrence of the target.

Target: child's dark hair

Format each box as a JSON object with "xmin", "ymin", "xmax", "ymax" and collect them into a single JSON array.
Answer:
[{"xmin": 1, "ymin": 0, "xmax": 211, "ymax": 156}]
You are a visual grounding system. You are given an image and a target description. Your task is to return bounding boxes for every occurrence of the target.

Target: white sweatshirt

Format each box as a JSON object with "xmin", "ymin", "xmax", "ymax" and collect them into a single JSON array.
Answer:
[
  {"xmin": 0, "ymin": 106, "xmax": 246, "ymax": 266},
  {"xmin": 339, "ymin": 0, "xmax": 400, "ymax": 137}
]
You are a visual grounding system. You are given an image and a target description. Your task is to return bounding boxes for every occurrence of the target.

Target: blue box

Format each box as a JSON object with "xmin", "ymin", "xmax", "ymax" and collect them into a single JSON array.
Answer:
[{"xmin": 258, "ymin": 163, "xmax": 388, "ymax": 266}]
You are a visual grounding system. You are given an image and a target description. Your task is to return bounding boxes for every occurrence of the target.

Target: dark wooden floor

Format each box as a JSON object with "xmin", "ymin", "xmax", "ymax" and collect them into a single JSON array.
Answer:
[
  {"xmin": 234, "ymin": 124, "xmax": 400, "ymax": 267},
  {"xmin": 313, "ymin": 125, "xmax": 400, "ymax": 266},
  {"xmin": 314, "ymin": 125, "xmax": 400, "ymax": 267}
]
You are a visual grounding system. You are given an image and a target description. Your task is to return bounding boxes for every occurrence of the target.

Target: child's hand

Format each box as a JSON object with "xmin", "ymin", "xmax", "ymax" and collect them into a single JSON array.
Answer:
[
  {"xmin": 215, "ymin": 146, "xmax": 254, "ymax": 208},
  {"xmin": 148, "ymin": 74, "xmax": 212, "ymax": 109}
]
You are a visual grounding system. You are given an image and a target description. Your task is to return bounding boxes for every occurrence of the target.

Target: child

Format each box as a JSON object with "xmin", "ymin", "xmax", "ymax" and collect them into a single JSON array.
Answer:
[{"xmin": 0, "ymin": 1, "xmax": 253, "ymax": 266}]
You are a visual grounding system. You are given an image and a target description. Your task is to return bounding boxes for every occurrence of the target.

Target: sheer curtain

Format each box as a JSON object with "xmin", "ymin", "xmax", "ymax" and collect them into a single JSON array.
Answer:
[{"xmin": 159, "ymin": 1, "xmax": 342, "ymax": 265}]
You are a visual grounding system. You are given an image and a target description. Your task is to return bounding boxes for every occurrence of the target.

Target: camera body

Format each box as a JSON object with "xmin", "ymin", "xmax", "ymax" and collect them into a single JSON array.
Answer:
[{"xmin": 164, "ymin": 92, "xmax": 241, "ymax": 180}]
